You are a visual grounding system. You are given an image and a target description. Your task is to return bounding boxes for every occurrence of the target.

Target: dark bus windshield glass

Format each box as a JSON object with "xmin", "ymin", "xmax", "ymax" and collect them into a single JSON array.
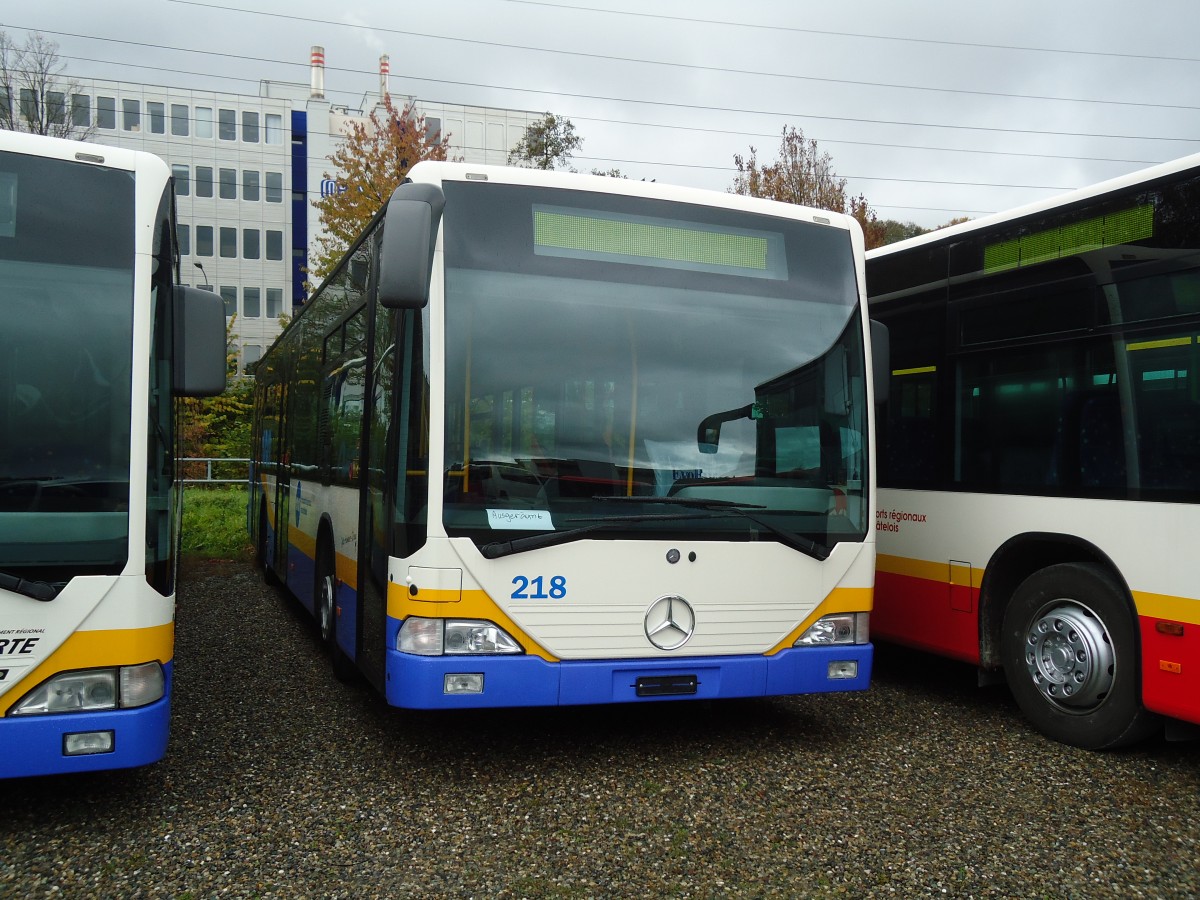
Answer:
[
  {"xmin": 442, "ymin": 181, "xmax": 868, "ymax": 550},
  {"xmin": 0, "ymin": 149, "xmax": 135, "ymax": 568}
]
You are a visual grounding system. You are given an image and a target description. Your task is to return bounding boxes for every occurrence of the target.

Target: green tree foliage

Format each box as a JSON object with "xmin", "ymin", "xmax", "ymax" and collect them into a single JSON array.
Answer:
[
  {"xmin": 508, "ymin": 113, "xmax": 583, "ymax": 170},
  {"xmin": 178, "ymin": 317, "xmax": 253, "ymax": 477},
  {"xmin": 310, "ymin": 95, "xmax": 450, "ymax": 281},
  {"xmin": 877, "ymin": 219, "xmax": 930, "ymax": 246},
  {"xmin": 731, "ymin": 125, "xmax": 887, "ymax": 249}
]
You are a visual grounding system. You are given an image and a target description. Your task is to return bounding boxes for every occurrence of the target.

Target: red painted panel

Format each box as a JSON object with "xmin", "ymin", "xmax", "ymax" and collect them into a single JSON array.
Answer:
[
  {"xmin": 874, "ymin": 571, "xmax": 981, "ymax": 665},
  {"xmin": 1139, "ymin": 617, "xmax": 1200, "ymax": 725}
]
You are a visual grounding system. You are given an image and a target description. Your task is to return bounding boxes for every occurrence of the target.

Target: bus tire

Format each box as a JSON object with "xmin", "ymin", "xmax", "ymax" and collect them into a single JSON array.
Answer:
[
  {"xmin": 257, "ymin": 503, "xmax": 280, "ymax": 586},
  {"xmin": 315, "ymin": 539, "xmax": 356, "ymax": 683},
  {"xmin": 1000, "ymin": 562, "xmax": 1158, "ymax": 749}
]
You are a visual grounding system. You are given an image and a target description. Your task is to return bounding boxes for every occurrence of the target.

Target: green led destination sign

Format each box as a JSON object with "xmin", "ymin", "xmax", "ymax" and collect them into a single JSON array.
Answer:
[
  {"xmin": 984, "ymin": 202, "xmax": 1154, "ymax": 273},
  {"xmin": 532, "ymin": 205, "xmax": 788, "ymax": 280}
]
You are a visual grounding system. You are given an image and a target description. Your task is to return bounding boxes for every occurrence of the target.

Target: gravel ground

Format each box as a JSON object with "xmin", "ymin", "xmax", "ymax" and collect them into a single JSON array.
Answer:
[{"xmin": 2, "ymin": 559, "xmax": 1198, "ymax": 899}]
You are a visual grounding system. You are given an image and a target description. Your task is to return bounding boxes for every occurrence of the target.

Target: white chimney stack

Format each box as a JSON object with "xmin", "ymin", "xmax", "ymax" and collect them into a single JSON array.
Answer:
[
  {"xmin": 310, "ymin": 46, "xmax": 326, "ymax": 100},
  {"xmin": 379, "ymin": 54, "xmax": 390, "ymax": 104}
]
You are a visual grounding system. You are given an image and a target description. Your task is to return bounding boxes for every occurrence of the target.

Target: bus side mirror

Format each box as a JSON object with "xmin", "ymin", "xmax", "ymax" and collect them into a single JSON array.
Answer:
[
  {"xmin": 697, "ymin": 403, "xmax": 754, "ymax": 454},
  {"xmin": 378, "ymin": 181, "xmax": 446, "ymax": 309},
  {"xmin": 870, "ymin": 319, "xmax": 890, "ymax": 405},
  {"xmin": 173, "ymin": 285, "xmax": 227, "ymax": 397}
]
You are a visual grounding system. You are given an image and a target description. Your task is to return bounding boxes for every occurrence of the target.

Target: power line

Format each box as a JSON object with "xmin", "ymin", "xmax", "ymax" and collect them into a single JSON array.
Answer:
[
  {"xmin": 14, "ymin": 23, "xmax": 1200, "ymax": 146},
  {"xmin": 154, "ymin": 2, "xmax": 1200, "ymax": 112},
  {"xmin": 496, "ymin": 0, "xmax": 1200, "ymax": 65}
]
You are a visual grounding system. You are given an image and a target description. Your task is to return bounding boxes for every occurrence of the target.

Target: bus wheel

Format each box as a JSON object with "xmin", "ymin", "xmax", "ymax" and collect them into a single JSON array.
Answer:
[
  {"xmin": 1000, "ymin": 563, "xmax": 1157, "ymax": 749},
  {"xmin": 315, "ymin": 541, "xmax": 356, "ymax": 683},
  {"xmin": 257, "ymin": 503, "xmax": 280, "ymax": 586}
]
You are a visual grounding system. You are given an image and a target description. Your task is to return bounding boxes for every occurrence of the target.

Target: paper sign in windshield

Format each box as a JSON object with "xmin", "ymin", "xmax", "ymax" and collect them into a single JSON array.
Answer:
[{"xmin": 487, "ymin": 509, "xmax": 554, "ymax": 530}]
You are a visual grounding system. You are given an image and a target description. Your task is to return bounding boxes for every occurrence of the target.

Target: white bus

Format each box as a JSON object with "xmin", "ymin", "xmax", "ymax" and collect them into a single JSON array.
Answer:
[
  {"xmin": 251, "ymin": 162, "xmax": 884, "ymax": 709},
  {"xmin": 868, "ymin": 152, "xmax": 1200, "ymax": 748},
  {"xmin": 0, "ymin": 131, "xmax": 225, "ymax": 778}
]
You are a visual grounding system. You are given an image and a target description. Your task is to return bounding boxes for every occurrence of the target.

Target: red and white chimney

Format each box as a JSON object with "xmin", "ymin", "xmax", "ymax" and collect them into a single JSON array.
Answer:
[
  {"xmin": 379, "ymin": 54, "xmax": 390, "ymax": 104},
  {"xmin": 310, "ymin": 45, "xmax": 326, "ymax": 100}
]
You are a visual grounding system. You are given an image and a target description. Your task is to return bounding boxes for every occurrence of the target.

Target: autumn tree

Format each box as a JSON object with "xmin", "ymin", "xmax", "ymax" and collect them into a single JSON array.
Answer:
[
  {"xmin": 732, "ymin": 125, "xmax": 888, "ymax": 249},
  {"xmin": 0, "ymin": 31, "xmax": 92, "ymax": 140},
  {"xmin": 508, "ymin": 113, "xmax": 582, "ymax": 170},
  {"xmin": 178, "ymin": 317, "xmax": 253, "ymax": 478},
  {"xmin": 311, "ymin": 95, "xmax": 450, "ymax": 281}
]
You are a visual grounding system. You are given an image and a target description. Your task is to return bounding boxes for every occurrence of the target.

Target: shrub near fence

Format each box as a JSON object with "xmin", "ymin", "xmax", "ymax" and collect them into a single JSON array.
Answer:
[{"xmin": 181, "ymin": 458, "xmax": 252, "ymax": 559}]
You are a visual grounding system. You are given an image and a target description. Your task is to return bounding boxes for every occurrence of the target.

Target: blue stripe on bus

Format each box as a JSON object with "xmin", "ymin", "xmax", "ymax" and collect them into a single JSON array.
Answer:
[
  {"xmin": 0, "ymin": 663, "xmax": 173, "ymax": 779},
  {"xmin": 383, "ymin": 645, "xmax": 872, "ymax": 709}
]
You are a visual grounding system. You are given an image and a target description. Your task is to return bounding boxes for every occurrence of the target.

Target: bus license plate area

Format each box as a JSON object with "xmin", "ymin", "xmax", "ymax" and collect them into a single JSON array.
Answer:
[{"xmin": 635, "ymin": 674, "xmax": 699, "ymax": 697}]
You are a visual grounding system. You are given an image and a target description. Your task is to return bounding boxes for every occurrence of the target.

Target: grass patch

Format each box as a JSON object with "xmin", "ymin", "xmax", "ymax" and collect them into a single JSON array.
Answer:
[{"xmin": 181, "ymin": 485, "xmax": 253, "ymax": 560}]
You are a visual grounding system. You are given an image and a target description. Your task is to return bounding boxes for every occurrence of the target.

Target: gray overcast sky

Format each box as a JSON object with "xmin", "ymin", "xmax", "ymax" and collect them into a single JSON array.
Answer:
[{"xmin": 6, "ymin": 0, "xmax": 1200, "ymax": 227}]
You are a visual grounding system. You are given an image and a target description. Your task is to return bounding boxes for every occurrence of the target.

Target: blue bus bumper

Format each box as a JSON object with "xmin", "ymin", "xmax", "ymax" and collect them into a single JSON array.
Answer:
[
  {"xmin": 385, "ymin": 644, "xmax": 872, "ymax": 710},
  {"xmin": 0, "ymin": 665, "xmax": 172, "ymax": 779}
]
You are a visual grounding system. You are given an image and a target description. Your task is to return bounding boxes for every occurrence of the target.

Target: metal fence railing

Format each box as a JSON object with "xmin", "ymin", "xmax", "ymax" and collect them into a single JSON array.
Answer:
[{"xmin": 180, "ymin": 457, "xmax": 251, "ymax": 484}]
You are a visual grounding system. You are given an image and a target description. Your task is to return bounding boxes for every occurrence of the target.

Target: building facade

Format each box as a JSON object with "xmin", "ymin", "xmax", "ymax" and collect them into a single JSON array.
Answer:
[{"xmin": 34, "ymin": 49, "xmax": 541, "ymax": 369}]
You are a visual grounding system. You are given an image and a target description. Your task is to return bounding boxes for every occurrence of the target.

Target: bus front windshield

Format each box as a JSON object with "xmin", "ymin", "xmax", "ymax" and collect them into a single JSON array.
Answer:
[
  {"xmin": 442, "ymin": 181, "xmax": 868, "ymax": 553},
  {"xmin": 0, "ymin": 150, "xmax": 135, "ymax": 571}
]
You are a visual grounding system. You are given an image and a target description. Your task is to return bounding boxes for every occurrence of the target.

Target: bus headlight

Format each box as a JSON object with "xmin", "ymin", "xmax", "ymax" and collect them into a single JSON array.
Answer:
[
  {"xmin": 794, "ymin": 613, "xmax": 870, "ymax": 646},
  {"xmin": 9, "ymin": 663, "xmax": 166, "ymax": 716},
  {"xmin": 398, "ymin": 617, "xmax": 522, "ymax": 656}
]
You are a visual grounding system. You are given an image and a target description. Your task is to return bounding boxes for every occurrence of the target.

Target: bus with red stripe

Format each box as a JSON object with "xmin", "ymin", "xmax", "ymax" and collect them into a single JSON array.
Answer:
[{"xmin": 867, "ymin": 152, "xmax": 1200, "ymax": 748}]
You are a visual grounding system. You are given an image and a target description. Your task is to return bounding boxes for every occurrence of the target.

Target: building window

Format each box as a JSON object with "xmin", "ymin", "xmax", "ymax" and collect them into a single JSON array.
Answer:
[
  {"xmin": 218, "ymin": 108, "xmax": 236, "ymax": 140},
  {"xmin": 47, "ymin": 92, "xmax": 66, "ymax": 125},
  {"xmin": 97, "ymin": 96, "xmax": 116, "ymax": 129},
  {"xmin": 176, "ymin": 224, "xmax": 190, "ymax": 256},
  {"xmin": 266, "ymin": 230, "xmax": 283, "ymax": 261},
  {"xmin": 242, "ymin": 111, "xmax": 259, "ymax": 143},
  {"xmin": 243, "ymin": 286, "xmax": 261, "ymax": 317},
  {"xmin": 0, "ymin": 88, "xmax": 10, "ymax": 127},
  {"xmin": 71, "ymin": 94, "xmax": 90, "ymax": 127},
  {"xmin": 426, "ymin": 117, "xmax": 441, "ymax": 142},
  {"xmin": 196, "ymin": 226, "xmax": 214, "ymax": 257},
  {"xmin": 122, "ymin": 98, "xmax": 141, "ymax": 132},
  {"xmin": 265, "ymin": 171, "xmax": 283, "ymax": 203},
  {"xmin": 243, "ymin": 229, "xmax": 261, "ymax": 260},
  {"xmin": 195, "ymin": 166, "xmax": 214, "ymax": 198},
  {"xmin": 197, "ymin": 283, "xmax": 214, "ymax": 292},
  {"xmin": 172, "ymin": 164, "xmax": 190, "ymax": 196},
  {"xmin": 195, "ymin": 106, "xmax": 213, "ymax": 139},
  {"xmin": 171, "ymin": 103, "xmax": 188, "ymax": 136},
  {"xmin": 19, "ymin": 89, "xmax": 37, "ymax": 123},
  {"xmin": 243, "ymin": 344, "xmax": 262, "ymax": 367},
  {"xmin": 266, "ymin": 288, "xmax": 283, "ymax": 318},
  {"xmin": 148, "ymin": 101, "xmax": 165, "ymax": 134},
  {"xmin": 219, "ymin": 286, "xmax": 237, "ymax": 318},
  {"xmin": 242, "ymin": 170, "xmax": 260, "ymax": 202},
  {"xmin": 219, "ymin": 167, "xmax": 237, "ymax": 200},
  {"xmin": 219, "ymin": 227, "xmax": 237, "ymax": 258},
  {"xmin": 265, "ymin": 113, "xmax": 283, "ymax": 144}
]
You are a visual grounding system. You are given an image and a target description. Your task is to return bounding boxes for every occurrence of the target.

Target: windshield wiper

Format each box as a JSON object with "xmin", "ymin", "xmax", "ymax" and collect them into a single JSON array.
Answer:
[
  {"xmin": 479, "ymin": 511, "xmax": 713, "ymax": 559},
  {"xmin": 594, "ymin": 496, "xmax": 831, "ymax": 561},
  {"xmin": 0, "ymin": 570, "xmax": 57, "ymax": 601}
]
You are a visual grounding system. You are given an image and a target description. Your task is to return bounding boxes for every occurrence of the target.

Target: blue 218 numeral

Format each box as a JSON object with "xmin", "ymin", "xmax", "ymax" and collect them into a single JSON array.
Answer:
[{"xmin": 511, "ymin": 575, "xmax": 567, "ymax": 600}]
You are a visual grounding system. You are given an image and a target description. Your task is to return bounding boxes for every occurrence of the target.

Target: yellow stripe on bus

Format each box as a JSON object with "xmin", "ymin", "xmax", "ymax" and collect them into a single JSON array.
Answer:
[
  {"xmin": 0, "ymin": 623, "xmax": 175, "ymax": 716},
  {"xmin": 876, "ymin": 553, "xmax": 982, "ymax": 587},
  {"xmin": 1132, "ymin": 591, "xmax": 1200, "ymax": 625},
  {"xmin": 1126, "ymin": 336, "xmax": 1194, "ymax": 352},
  {"xmin": 880, "ymin": 553, "xmax": 1199, "ymax": 625}
]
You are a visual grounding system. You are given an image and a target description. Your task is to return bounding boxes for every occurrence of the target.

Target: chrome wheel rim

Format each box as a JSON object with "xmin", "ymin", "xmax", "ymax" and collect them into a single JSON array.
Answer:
[
  {"xmin": 318, "ymin": 573, "xmax": 335, "ymax": 643},
  {"xmin": 1023, "ymin": 601, "xmax": 1115, "ymax": 712}
]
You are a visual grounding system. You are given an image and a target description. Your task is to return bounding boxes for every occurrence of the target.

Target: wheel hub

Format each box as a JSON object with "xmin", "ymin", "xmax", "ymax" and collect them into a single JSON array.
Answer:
[{"xmin": 1023, "ymin": 603, "xmax": 1115, "ymax": 711}]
